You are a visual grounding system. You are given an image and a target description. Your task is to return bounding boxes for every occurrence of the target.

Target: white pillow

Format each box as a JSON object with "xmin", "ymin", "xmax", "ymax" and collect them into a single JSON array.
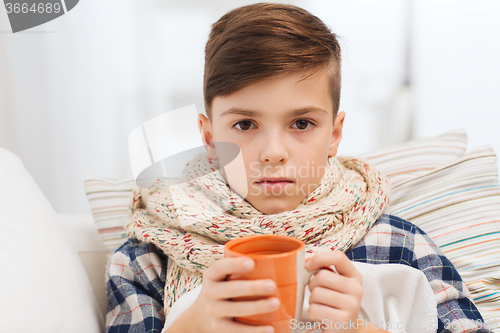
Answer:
[{"xmin": 0, "ymin": 148, "xmax": 104, "ymax": 333}]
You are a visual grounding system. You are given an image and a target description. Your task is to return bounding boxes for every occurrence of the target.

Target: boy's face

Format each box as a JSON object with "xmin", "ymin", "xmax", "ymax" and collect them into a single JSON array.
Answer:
[{"xmin": 198, "ymin": 68, "xmax": 345, "ymax": 215}]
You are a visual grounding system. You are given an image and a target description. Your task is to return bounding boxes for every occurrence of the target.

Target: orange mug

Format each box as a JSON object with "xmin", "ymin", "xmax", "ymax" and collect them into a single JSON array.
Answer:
[{"xmin": 224, "ymin": 234, "xmax": 335, "ymax": 333}]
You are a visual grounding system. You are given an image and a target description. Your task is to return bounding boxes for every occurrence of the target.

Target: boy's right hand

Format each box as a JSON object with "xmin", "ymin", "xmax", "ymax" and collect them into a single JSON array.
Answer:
[{"xmin": 190, "ymin": 257, "xmax": 279, "ymax": 333}]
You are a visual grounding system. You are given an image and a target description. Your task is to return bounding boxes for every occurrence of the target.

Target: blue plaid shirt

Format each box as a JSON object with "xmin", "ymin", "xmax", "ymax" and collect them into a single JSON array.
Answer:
[{"xmin": 105, "ymin": 214, "xmax": 491, "ymax": 333}]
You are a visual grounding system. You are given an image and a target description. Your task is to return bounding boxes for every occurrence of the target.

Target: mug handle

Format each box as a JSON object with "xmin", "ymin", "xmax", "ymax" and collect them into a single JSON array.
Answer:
[
  {"xmin": 296, "ymin": 264, "xmax": 338, "ymax": 328},
  {"xmin": 303, "ymin": 264, "xmax": 338, "ymax": 288}
]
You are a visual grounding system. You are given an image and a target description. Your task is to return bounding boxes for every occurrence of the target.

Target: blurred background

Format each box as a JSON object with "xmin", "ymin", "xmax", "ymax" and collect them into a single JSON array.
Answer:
[{"xmin": 0, "ymin": 0, "xmax": 499, "ymax": 214}]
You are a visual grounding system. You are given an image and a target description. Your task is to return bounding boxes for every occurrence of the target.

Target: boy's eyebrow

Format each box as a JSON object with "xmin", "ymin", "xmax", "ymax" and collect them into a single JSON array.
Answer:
[{"xmin": 219, "ymin": 106, "xmax": 328, "ymax": 118}]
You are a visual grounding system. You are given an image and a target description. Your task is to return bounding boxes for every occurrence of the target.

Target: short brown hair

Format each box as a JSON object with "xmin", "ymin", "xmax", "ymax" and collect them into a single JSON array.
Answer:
[{"xmin": 203, "ymin": 2, "xmax": 342, "ymax": 123}]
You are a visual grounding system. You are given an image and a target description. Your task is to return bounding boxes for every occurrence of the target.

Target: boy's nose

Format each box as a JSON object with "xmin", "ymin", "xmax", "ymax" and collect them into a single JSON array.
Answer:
[{"xmin": 260, "ymin": 132, "xmax": 289, "ymax": 164}]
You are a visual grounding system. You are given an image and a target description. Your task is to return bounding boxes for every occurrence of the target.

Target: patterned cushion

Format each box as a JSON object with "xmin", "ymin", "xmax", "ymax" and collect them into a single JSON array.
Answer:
[
  {"xmin": 358, "ymin": 128, "xmax": 467, "ymax": 185},
  {"xmin": 84, "ymin": 178, "xmax": 136, "ymax": 259},
  {"xmin": 84, "ymin": 177, "xmax": 180, "ymax": 260},
  {"xmin": 84, "ymin": 128, "xmax": 500, "ymax": 327},
  {"xmin": 367, "ymin": 145, "xmax": 500, "ymax": 328}
]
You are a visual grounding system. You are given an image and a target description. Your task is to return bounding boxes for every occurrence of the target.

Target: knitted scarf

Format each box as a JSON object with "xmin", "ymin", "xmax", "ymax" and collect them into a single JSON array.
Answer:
[{"xmin": 124, "ymin": 152, "xmax": 390, "ymax": 319}]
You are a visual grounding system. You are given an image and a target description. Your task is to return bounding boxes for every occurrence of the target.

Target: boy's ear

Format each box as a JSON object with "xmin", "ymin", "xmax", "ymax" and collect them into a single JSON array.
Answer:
[
  {"xmin": 197, "ymin": 114, "xmax": 216, "ymax": 160},
  {"xmin": 198, "ymin": 113, "xmax": 211, "ymax": 146},
  {"xmin": 328, "ymin": 111, "xmax": 346, "ymax": 158}
]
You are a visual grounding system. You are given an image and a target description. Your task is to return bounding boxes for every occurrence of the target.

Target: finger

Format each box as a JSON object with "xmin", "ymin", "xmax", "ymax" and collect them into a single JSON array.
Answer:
[
  {"xmin": 308, "ymin": 302, "xmax": 350, "ymax": 325},
  {"xmin": 211, "ymin": 278, "xmax": 277, "ymax": 299},
  {"xmin": 309, "ymin": 286, "xmax": 359, "ymax": 313},
  {"xmin": 212, "ymin": 296, "xmax": 281, "ymax": 318},
  {"xmin": 204, "ymin": 257, "xmax": 255, "ymax": 282},
  {"xmin": 308, "ymin": 269, "xmax": 361, "ymax": 296},
  {"xmin": 215, "ymin": 317, "xmax": 274, "ymax": 333},
  {"xmin": 306, "ymin": 251, "xmax": 360, "ymax": 281}
]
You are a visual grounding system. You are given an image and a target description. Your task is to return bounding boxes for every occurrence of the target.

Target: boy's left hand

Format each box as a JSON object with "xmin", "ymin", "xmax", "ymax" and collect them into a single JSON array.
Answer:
[{"xmin": 305, "ymin": 251, "xmax": 363, "ymax": 333}]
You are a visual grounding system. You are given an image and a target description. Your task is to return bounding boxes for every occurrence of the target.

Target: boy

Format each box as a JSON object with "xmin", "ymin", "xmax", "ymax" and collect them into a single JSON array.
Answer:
[{"xmin": 106, "ymin": 3, "xmax": 489, "ymax": 333}]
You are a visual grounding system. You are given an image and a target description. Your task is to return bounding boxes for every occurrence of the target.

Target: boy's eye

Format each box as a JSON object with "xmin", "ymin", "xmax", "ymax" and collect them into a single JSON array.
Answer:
[
  {"xmin": 292, "ymin": 119, "xmax": 315, "ymax": 130},
  {"xmin": 233, "ymin": 120, "xmax": 255, "ymax": 131},
  {"xmin": 232, "ymin": 119, "xmax": 316, "ymax": 131}
]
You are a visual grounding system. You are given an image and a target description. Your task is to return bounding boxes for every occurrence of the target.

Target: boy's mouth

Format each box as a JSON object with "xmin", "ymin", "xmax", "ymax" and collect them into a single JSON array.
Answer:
[
  {"xmin": 255, "ymin": 178, "xmax": 294, "ymax": 191},
  {"xmin": 255, "ymin": 177, "xmax": 294, "ymax": 183}
]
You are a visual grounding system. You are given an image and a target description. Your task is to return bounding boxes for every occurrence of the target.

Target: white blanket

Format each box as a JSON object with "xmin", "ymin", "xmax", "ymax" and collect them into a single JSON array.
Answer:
[{"xmin": 161, "ymin": 262, "xmax": 437, "ymax": 333}]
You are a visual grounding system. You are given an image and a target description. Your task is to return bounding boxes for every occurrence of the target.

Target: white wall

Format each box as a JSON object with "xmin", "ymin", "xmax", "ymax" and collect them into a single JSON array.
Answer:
[
  {"xmin": 412, "ymin": 0, "xmax": 500, "ymax": 155},
  {"xmin": 304, "ymin": 0, "xmax": 409, "ymax": 155}
]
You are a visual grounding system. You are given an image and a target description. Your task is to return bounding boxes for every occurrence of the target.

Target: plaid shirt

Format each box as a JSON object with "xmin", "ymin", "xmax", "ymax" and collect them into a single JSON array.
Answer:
[{"xmin": 105, "ymin": 214, "xmax": 491, "ymax": 333}]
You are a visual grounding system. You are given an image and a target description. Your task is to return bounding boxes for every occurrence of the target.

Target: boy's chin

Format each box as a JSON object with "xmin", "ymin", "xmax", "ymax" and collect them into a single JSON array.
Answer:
[{"xmin": 246, "ymin": 196, "xmax": 303, "ymax": 215}]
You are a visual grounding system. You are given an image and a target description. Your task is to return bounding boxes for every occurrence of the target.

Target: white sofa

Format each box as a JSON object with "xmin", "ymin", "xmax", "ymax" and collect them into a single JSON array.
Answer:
[
  {"xmin": 0, "ymin": 148, "xmax": 105, "ymax": 332},
  {"xmin": 58, "ymin": 214, "xmax": 108, "ymax": 319}
]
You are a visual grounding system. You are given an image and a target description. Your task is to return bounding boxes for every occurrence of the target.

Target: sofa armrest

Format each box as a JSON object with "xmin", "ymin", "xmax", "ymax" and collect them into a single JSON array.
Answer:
[{"xmin": 57, "ymin": 213, "xmax": 107, "ymax": 319}]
